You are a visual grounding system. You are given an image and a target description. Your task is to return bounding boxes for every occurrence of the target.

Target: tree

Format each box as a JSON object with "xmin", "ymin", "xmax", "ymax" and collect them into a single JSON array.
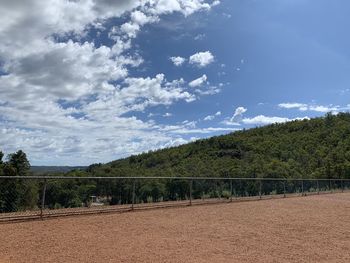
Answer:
[
  {"xmin": 0, "ymin": 151, "xmax": 4, "ymax": 164},
  {"xmin": 8, "ymin": 150, "xmax": 30, "ymax": 176},
  {"xmin": 0, "ymin": 150, "xmax": 38, "ymax": 211}
]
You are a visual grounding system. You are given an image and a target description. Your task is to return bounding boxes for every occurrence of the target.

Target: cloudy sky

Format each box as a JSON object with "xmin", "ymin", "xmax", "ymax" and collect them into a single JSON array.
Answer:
[{"xmin": 1, "ymin": 0, "xmax": 350, "ymax": 165}]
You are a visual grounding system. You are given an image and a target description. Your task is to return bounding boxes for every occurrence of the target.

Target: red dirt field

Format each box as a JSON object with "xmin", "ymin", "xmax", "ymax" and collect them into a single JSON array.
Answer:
[{"xmin": 0, "ymin": 193, "xmax": 349, "ymax": 263}]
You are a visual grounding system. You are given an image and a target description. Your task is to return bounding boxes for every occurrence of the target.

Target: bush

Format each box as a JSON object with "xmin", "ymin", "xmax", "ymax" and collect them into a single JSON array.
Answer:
[{"xmin": 221, "ymin": 190, "xmax": 231, "ymax": 199}]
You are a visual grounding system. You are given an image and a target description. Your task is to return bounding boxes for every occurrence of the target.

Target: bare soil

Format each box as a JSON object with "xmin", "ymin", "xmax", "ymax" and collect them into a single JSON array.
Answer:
[{"xmin": 0, "ymin": 193, "xmax": 349, "ymax": 263}]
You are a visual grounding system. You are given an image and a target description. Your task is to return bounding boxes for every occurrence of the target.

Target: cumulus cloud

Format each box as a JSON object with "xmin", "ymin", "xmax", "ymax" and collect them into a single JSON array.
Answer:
[
  {"xmin": 278, "ymin": 102, "xmax": 348, "ymax": 113},
  {"xmin": 204, "ymin": 111, "xmax": 221, "ymax": 121},
  {"xmin": 158, "ymin": 124, "xmax": 237, "ymax": 134},
  {"xmin": 309, "ymin": 105, "xmax": 338, "ymax": 113},
  {"xmin": 171, "ymin": 50, "xmax": 215, "ymax": 67},
  {"xmin": 170, "ymin": 56, "xmax": 186, "ymax": 66},
  {"xmin": 221, "ymin": 107, "xmax": 247, "ymax": 126},
  {"xmin": 278, "ymin": 103, "xmax": 308, "ymax": 110},
  {"xmin": 212, "ymin": 1, "xmax": 221, "ymax": 7},
  {"xmin": 0, "ymin": 0, "xmax": 220, "ymax": 165},
  {"xmin": 189, "ymin": 51, "xmax": 214, "ymax": 67},
  {"xmin": 222, "ymin": 106, "xmax": 310, "ymax": 126},
  {"xmin": 194, "ymin": 86, "xmax": 221, "ymax": 95},
  {"xmin": 148, "ymin": 0, "xmax": 215, "ymax": 16},
  {"xmin": 1, "ymin": 40, "xmax": 133, "ymax": 101},
  {"xmin": 189, "ymin": 74, "xmax": 208, "ymax": 87},
  {"xmin": 232, "ymin": 107, "xmax": 247, "ymax": 119},
  {"xmin": 84, "ymin": 74, "xmax": 195, "ymax": 118},
  {"xmin": 131, "ymin": 10, "xmax": 159, "ymax": 26},
  {"xmin": 242, "ymin": 115, "xmax": 309, "ymax": 125}
]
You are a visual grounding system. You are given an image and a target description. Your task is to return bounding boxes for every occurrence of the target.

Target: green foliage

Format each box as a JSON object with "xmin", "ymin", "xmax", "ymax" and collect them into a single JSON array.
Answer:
[
  {"xmin": 8, "ymin": 150, "xmax": 30, "ymax": 176},
  {"xmin": 1, "ymin": 113, "xmax": 350, "ymax": 211},
  {"xmin": 100, "ymin": 113, "xmax": 350, "ymax": 180},
  {"xmin": 0, "ymin": 150, "xmax": 36, "ymax": 212},
  {"xmin": 221, "ymin": 190, "xmax": 231, "ymax": 199}
]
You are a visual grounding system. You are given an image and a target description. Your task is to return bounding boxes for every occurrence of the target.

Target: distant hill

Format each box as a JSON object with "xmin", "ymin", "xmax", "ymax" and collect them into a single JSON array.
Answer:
[
  {"xmin": 31, "ymin": 166, "xmax": 86, "ymax": 174},
  {"xmin": 88, "ymin": 113, "xmax": 350, "ymax": 179}
]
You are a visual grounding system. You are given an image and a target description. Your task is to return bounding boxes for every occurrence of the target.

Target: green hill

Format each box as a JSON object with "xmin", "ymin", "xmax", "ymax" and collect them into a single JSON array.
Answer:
[
  {"xmin": 2, "ymin": 113, "xmax": 350, "ymax": 211},
  {"xmin": 30, "ymin": 166, "xmax": 87, "ymax": 174},
  {"xmin": 90, "ymin": 112, "xmax": 350, "ymax": 179}
]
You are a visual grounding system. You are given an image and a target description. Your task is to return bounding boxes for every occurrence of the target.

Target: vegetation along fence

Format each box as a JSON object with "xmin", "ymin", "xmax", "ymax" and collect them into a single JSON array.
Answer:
[{"xmin": 0, "ymin": 176, "xmax": 349, "ymax": 222}]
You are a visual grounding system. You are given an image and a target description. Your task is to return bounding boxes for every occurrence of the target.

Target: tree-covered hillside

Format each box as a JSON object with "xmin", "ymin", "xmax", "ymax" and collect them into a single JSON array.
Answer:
[
  {"xmin": 90, "ymin": 112, "xmax": 350, "ymax": 179},
  {"xmin": 1, "ymin": 113, "xmax": 350, "ymax": 212}
]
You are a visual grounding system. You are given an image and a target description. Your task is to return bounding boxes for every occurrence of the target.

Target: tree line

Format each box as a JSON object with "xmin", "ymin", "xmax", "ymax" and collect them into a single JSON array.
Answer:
[{"xmin": 1, "ymin": 112, "xmax": 350, "ymax": 212}]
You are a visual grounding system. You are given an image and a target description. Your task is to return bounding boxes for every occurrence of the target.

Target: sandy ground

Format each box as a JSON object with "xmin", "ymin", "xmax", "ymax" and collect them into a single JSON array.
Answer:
[{"xmin": 0, "ymin": 193, "xmax": 349, "ymax": 263}]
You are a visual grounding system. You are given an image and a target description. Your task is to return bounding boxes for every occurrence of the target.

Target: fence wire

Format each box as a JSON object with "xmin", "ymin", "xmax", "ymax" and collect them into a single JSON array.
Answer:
[{"xmin": 0, "ymin": 176, "xmax": 349, "ymax": 222}]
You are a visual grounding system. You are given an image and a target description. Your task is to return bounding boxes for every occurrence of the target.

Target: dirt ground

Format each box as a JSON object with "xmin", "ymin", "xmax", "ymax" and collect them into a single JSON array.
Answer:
[{"xmin": 0, "ymin": 193, "xmax": 349, "ymax": 263}]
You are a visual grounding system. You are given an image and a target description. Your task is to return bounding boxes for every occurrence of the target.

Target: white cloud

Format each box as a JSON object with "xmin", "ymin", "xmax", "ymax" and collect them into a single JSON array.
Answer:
[
  {"xmin": 189, "ymin": 51, "xmax": 214, "ymax": 67},
  {"xmin": 189, "ymin": 74, "xmax": 208, "ymax": 87},
  {"xmin": 204, "ymin": 115, "xmax": 215, "ymax": 121},
  {"xmin": 159, "ymin": 125, "xmax": 237, "ymax": 134},
  {"xmin": 0, "ymin": 0, "xmax": 220, "ymax": 165},
  {"xmin": 212, "ymin": 1, "xmax": 221, "ymax": 7},
  {"xmin": 131, "ymin": 10, "xmax": 159, "ymax": 26},
  {"xmin": 195, "ymin": 86, "xmax": 221, "ymax": 95},
  {"xmin": 221, "ymin": 107, "xmax": 247, "ymax": 126},
  {"xmin": 231, "ymin": 106, "xmax": 247, "ymax": 122},
  {"xmin": 194, "ymin": 33, "xmax": 206, "ymax": 40},
  {"xmin": 278, "ymin": 103, "xmax": 308, "ymax": 111},
  {"xmin": 170, "ymin": 56, "xmax": 186, "ymax": 66},
  {"xmin": 204, "ymin": 111, "xmax": 221, "ymax": 121},
  {"xmin": 119, "ymin": 10, "xmax": 159, "ymax": 39},
  {"xmin": 1, "ymin": 40, "xmax": 133, "ymax": 101},
  {"xmin": 309, "ymin": 105, "xmax": 338, "ymax": 113},
  {"xmin": 233, "ymin": 107, "xmax": 247, "ymax": 118},
  {"xmin": 120, "ymin": 22, "xmax": 141, "ymax": 38},
  {"xmin": 278, "ymin": 102, "xmax": 345, "ymax": 113},
  {"xmin": 84, "ymin": 74, "xmax": 195, "ymax": 118},
  {"xmin": 147, "ymin": 0, "xmax": 219, "ymax": 17},
  {"xmin": 242, "ymin": 115, "xmax": 309, "ymax": 125}
]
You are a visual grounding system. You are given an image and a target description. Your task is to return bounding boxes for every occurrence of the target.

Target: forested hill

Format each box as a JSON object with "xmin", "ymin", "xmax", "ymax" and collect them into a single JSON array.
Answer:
[
  {"xmin": 31, "ymin": 166, "xmax": 87, "ymax": 174},
  {"xmin": 89, "ymin": 113, "xmax": 350, "ymax": 179}
]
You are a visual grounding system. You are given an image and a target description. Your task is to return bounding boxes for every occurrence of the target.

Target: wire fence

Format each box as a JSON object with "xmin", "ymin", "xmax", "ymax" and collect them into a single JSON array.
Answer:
[{"xmin": 0, "ymin": 176, "xmax": 349, "ymax": 222}]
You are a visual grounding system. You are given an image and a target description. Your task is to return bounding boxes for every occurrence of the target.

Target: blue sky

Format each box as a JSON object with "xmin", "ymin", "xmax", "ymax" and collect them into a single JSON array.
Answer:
[{"xmin": 0, "ymin": 0, "xmax": 349, "ymax": 165}]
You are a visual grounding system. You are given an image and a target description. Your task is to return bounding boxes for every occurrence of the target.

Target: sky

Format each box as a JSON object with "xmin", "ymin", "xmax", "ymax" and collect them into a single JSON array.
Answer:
[{"xmin": 0, "ymin": 0, "xmax": 350, "ymax": 166}]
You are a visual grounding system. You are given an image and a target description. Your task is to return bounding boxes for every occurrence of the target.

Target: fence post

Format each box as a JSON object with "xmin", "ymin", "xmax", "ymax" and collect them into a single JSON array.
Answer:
[
  {"xmin": 131, "ymin": 179, "xmax": 136, "ymax": 210},
  {"xmin": 301, "ymin": 179, "xmax": 304, "ymax": 196},
  {"xmin": 329, "ymin": 179, "xmax": 332, "ymax": 193},
  {"xmin": 230, "ymin": 179, "xmax": 233, "ymax": 202},
  {"xmin": 40, "ymin": 179, "xmax": 47, "ymax": 220},
  {"xmin": 317, "ymin": 180, "xmax": 319, "ymax": 195},
  {"xmin": 189, "ymin": 180, "xmax": 193, "ymax": 206},
  {"xmin": 259, "ymin": 180, "xmax": 262, "ymax": 199},
  {"xmin": 283, "ymin": 179, "xmax": 286, "ymax": 198},
  {"xmin": 341, "ymin": 179, "xmax": 344, "ymax": 193}
]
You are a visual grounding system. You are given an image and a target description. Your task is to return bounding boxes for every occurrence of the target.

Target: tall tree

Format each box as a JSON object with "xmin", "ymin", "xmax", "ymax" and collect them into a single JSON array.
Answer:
[
  {"xmin": 8, "ymin": 150, "xmax": 30, "ymax": 176},
  {"xmin": 0, "ymin": 151, "xmax": 4, "ymax": 164}
]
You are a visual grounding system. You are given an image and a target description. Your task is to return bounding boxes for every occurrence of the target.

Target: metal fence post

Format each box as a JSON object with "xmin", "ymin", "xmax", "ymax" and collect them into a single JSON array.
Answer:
[
  {"xmin": 329, "ymin": 179, "xmax": 332, "ymax": 193},
  {"xmin": 131, "ymin": 179, "xmax": 136, "ymax": 210},
  {"xmin": 283, "ymin": 179, "xmax": 286, "ymax": 198},
  {"xmin": 259, "ymin": 180, "xmax": 262, "ymax": 199},
  {"xmin": 40, "ymin": 179, "xmax": 47, "ymax": 219},
  {"xmin": 341, "ymin": 179, "xmax": 344, "ymax": 193},
  {"xmin": 230, "ymin": 179, "xmax": 233, "ymax": 202},
  {"xmin": 189, "ymin": 180, "xmax": 193, "ymax": 206},
  {"xmin": 301, "ymin": 179, "xmax": 304, "ymax": 196},
  {"xmin": 317, "ymin": 180, "xmax": 319, "ymax": 195}
]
